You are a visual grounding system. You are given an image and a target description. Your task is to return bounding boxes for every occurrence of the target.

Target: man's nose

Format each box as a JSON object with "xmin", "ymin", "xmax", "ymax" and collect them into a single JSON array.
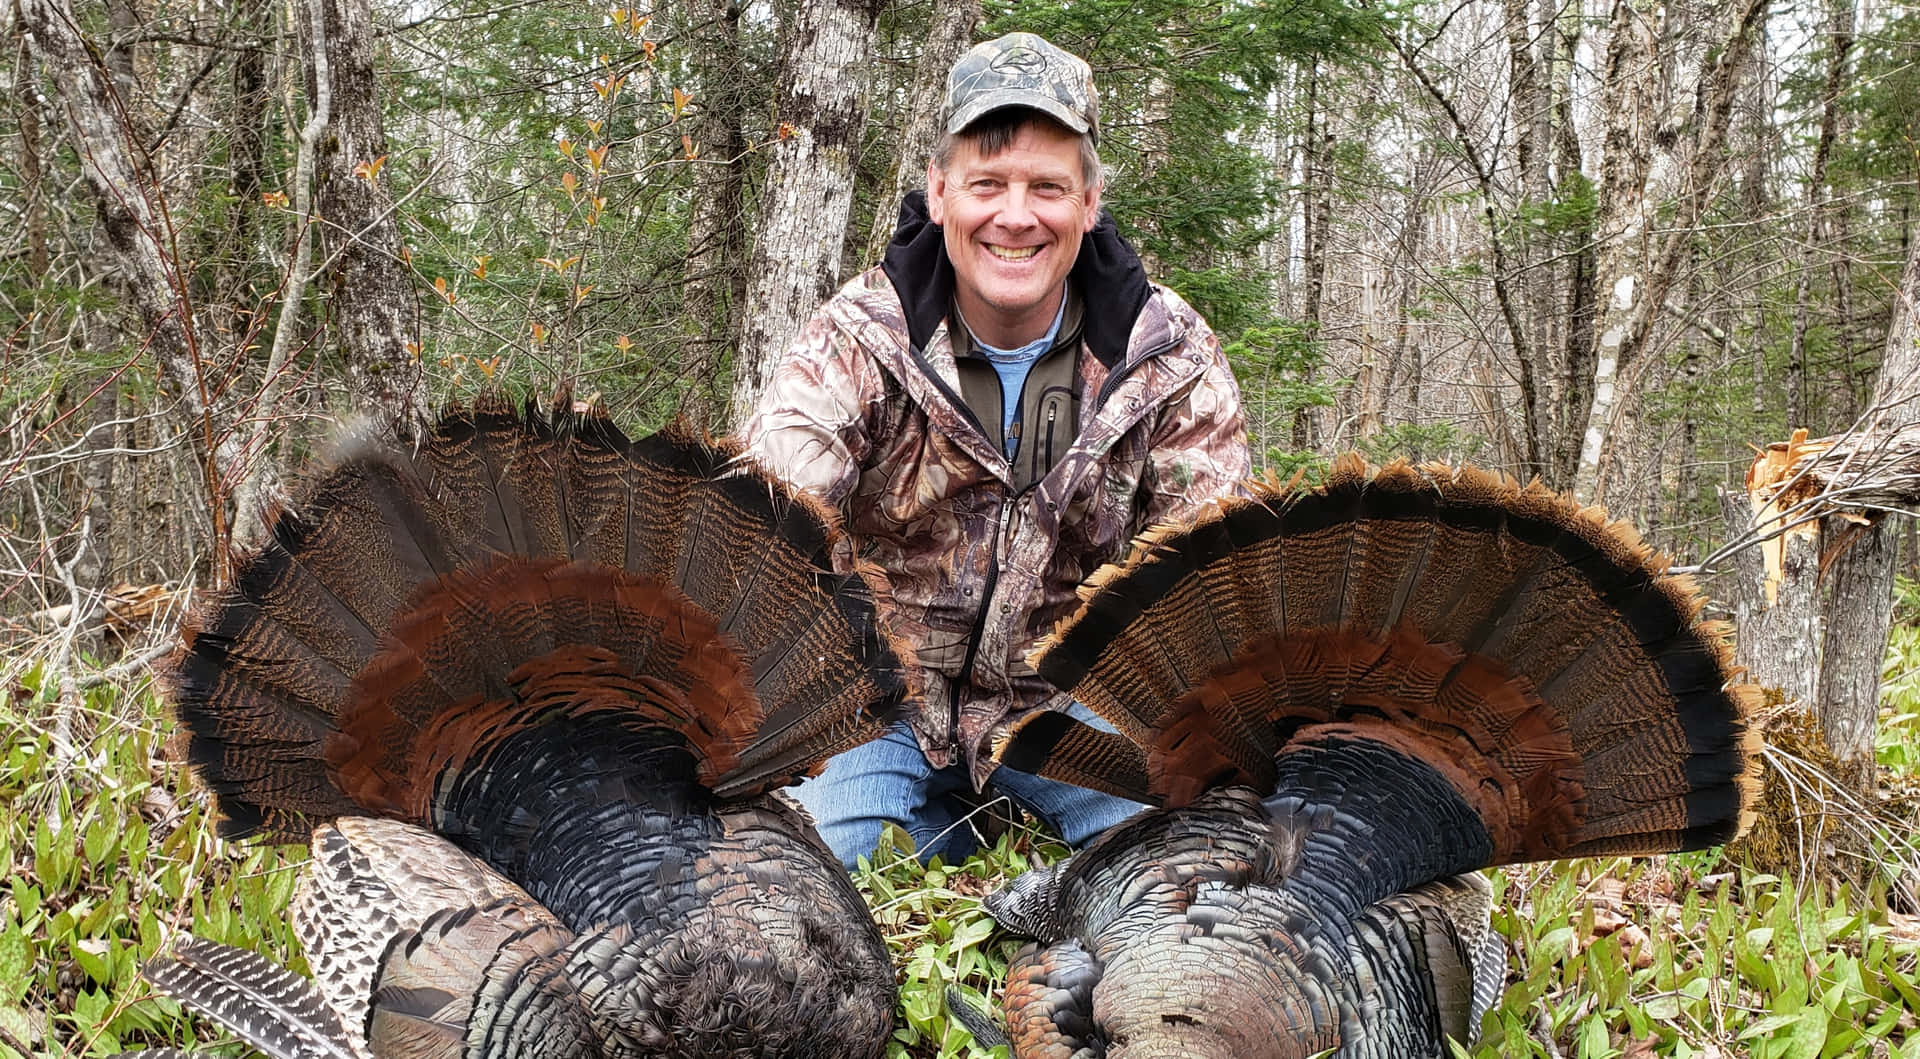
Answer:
[{"xmin": 997, "ymin": 185, "xmax": 1038, "ymax": 228}]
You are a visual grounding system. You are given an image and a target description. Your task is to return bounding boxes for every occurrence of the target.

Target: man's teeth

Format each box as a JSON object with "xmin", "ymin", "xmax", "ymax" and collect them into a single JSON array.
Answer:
[{"xmin": 988, "ymin": 245, "xmax": 1038, "ymax": 260}]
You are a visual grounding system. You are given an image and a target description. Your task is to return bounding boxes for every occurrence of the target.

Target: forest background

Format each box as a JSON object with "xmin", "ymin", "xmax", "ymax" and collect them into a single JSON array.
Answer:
[{"xmin": 6, "ymin": 0, "xmax": 1920, "ymax": 1055}]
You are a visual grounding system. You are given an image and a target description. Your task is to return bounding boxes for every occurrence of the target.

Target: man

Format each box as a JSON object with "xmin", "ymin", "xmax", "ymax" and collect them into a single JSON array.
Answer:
[{"xmin": 742, "ymin": 32, "xmax": 1250, "ymax": 869}]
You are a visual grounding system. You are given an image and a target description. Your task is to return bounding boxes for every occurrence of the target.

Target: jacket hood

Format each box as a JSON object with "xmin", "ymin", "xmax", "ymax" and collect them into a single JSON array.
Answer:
[{"xmin": 880, "ymin": 190, "xmax": 1151, "ymax": 367}]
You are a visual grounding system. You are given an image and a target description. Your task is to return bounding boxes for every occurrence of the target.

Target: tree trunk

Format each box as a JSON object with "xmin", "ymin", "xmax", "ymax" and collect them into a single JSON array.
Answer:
[
  {"xmin": 1547, "ymin": 11, "xmax": 1593, "ymax": 486},
  {"xmin": 684, "ymin": 0, "xmax": 750, "ymax": 368},
  {"xmin": 865, "ymin": 0, "xmax": 979, "ymax": 264},
  {"xmin": 1300, "ymin": 60, "xmax": 1329, "ymax": 337},
  {"xmin": 1379, "ymin": 150, "xmax": 1429, "ymax": 433},
  {"xmin": 304, "ymin": 0, "xmax": 423, "ymax": 434},
  {"xmin": 225, "ymin": 0, "xmax": 273, "ymax": 292},
  {"xmin": 1785, "ymin": 0, "xmax": 1855, "ymax": 432},
  {"xmin": 101, "ymin": 0, "xmax": 140, "ymax": 118},
  {"xmin": 1265, "ymin": 77, "xmax": 1296, "ymax": 316},
  {"xmin": 21, "ymin": 0, "xmax": 247, "ymax": 551},
  {"xmin": 1574, "ymin": 0, "xmax": 1659, "ymax": 504},
  {"xmin": 1816, "ymin": 227, "xmax": 1920, "ymax": 780},
  {"xmin": 1294, "ymin": 60, "xmax": 1332, "ymax": 450},
  {"xmin": 1572, "ymin": 0, "xmax": 1768, "ymax": 502},
  {"xmin": 1818, "ymin": 517, "xmax": 1894, "ymax": 778},
  {"xmin": 732, "ymin": 0, "xmax": 885, "ymax": 425},
  {"xmin": 1507, "ymin": 0, "xmax": 1555, "ymax": 455},
  {"xmin": 1719, "ymin": 487, "xmax": 1822, "ymax": 710},
  {"xmin": 1727, "ymin": 238, "xmax": 1920, "ymax": 798},
  {"xmin": 15, "ymin": 7, "xmax": 48, "ymax": 280}
]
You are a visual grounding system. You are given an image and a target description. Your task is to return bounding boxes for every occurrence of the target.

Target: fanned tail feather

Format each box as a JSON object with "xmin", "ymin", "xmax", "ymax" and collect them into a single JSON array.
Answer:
[
  {"xmin": 1006, "ymin": 455, "xmax": 1762, "ymax": 875},
  {"xmin": 168, "ymin": 396, "xmax": 914, "ymax": 840}
]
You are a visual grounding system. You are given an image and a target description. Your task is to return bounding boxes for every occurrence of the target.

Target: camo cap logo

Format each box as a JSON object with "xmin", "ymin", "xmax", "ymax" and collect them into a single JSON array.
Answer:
[{"xmin": 943, "ymin": 32, "xmax": 1099, "ymax": 144}]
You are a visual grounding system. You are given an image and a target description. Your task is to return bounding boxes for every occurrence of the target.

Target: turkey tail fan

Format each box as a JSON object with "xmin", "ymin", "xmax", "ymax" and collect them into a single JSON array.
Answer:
[
  {"xmin": 135, "ymin": 936, "xmax": 367, "ymax": 1059},
  {"xmin": 1004, "ymin": 455, "xmax": 1761, "ymax": 882},
  {"xmin": 168, "ymin": 395, "xmax": 915, "ymax": 841}
]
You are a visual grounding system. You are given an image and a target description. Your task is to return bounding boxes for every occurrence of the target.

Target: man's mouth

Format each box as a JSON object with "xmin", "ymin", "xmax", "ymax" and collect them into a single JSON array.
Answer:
[{"xmin": 986, "ymin": 244, "xmax": 1040, "ymax": 261}]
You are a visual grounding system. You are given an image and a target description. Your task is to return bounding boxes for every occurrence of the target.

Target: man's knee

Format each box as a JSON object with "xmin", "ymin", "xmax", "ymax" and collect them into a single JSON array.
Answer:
[{"xmin": 786, "ymin": 722, "xmax": 948, "ymax": 870}]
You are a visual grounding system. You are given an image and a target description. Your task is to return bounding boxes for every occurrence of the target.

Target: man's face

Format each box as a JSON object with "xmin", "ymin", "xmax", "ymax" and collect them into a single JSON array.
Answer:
[{"xmin": 927, "ymin": 120, "xmax": 1101, "ymax": 348}]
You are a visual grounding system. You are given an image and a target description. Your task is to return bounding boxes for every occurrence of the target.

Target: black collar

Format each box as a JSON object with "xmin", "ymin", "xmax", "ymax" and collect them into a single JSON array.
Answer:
[{"xmin": 879, "ymin": 190, "xmax": 1150, "ymax": 368}]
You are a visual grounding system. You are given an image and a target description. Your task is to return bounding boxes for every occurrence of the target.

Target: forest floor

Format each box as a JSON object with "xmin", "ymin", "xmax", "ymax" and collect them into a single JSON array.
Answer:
[{"xmin": 5, "ymin": 623, "xmax": 1920, "ymax": 1059}]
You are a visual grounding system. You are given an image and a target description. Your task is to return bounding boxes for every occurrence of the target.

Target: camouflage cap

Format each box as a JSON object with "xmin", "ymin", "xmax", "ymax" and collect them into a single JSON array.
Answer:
[{"xmin": 944, "ymin": 33, "xmax": 1098, "ymax": 144}]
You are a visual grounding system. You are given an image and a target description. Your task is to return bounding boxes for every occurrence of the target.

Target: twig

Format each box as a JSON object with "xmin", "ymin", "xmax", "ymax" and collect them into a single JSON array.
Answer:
[{"xmin": 75, "ymin": 637, "xmax": 178, "ymax": 691}]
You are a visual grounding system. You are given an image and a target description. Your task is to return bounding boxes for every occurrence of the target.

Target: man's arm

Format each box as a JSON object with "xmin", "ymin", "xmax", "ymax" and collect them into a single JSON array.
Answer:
[
  {"xmin": 1138, "ymin": 319, "xmax": 1253, "ymax": 525},
  {"xmin": 739, "ymin": 312, "xmax": 885, "ymax": 507}
]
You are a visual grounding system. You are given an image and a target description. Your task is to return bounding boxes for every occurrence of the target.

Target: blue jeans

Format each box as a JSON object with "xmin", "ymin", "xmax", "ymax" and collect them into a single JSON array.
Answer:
[{"xmin": 789, "ymin": 702, "xmax": 1147, "ymax": 870}]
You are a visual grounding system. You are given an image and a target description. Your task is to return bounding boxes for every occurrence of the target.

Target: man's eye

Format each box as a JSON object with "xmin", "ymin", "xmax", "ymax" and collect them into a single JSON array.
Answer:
[
  {"xmin": 1034, "ymin": 183, "xmax": 1065, "ymax": 197},
  {"xmin": 971, "ymin": 180, "xmax": 1000, "ymax": 193}
]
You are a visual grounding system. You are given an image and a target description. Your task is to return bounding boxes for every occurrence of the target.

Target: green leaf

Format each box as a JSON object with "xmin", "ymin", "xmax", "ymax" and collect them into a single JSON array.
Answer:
[
  {"xmin": 1739, "ymin": 1013, "xmax": 1803, "ymax": 1039},
  {"xmin": 0, "ymin": 1005, "xmax": 38, "ymax": 1059},
  {"xmin": 1577, "ymin": 1014, "xmax": 1614, "ymax": 1058},
  {"xmin": 70, "ymin": 939, "xmax": 111, "ymax": 986},
  {"xmin": 1780, "ymin": 1005, "xmax": 1828, "ymax": 1059},
  {"xmin": 69, "ymin": 988, "xmax": 109, "ymax": 1032},
  {"xmin": 0, "ymin": 928, "xmax": 29, "ymax": 1005}
]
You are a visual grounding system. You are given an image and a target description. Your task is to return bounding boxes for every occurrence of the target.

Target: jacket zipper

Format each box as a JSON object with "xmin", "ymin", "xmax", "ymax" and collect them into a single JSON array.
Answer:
[
  {"xmin": 926, "ymin": 334, "xmax": 1183, "ymax": 759},
  {"xmin": 1042, "ymin": 402, "xmax": 1057, "ymax": 471},
  {"xmin": 1093, "ymin": 336, "xmax": 1181, "ymax": 409},
  {"xmin": 949, "ymin": 519, "xmax": 999, "ymax": 759},
  {"xmin": 949, "ymin": 480, "xmax": 1040, "ymax": 761}
]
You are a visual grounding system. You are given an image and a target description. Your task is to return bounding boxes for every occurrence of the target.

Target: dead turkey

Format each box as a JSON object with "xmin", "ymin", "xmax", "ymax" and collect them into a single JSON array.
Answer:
[
  {"xmin": 981, "ymin": 456, "xmax": 1762, "ymax": 1059},
  {"xmin": 141, "ymin": 398, "xmax": 912, "ymax": 1059}
]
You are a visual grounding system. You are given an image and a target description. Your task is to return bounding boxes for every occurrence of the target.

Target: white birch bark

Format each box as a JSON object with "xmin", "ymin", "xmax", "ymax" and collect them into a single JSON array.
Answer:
[
  {"xmin": 733, "ymin": 0, "xmax": 884, "ymax": 425},
  {"xmin": 1572, "ymin": 0, "xmax": 1767, "ymax": 502}
]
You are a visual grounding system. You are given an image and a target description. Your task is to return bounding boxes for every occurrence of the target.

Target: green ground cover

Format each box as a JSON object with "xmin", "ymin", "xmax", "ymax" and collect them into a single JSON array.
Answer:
[{"xmin": 5, "ymin": 653, "xmax": 1920, "ymax": 1058}]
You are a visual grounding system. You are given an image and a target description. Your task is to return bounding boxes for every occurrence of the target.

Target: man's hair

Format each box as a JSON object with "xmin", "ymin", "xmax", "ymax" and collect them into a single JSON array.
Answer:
[{"xmin": 932, "ymin": 109, "xmax": 1102, "ymax": 189}]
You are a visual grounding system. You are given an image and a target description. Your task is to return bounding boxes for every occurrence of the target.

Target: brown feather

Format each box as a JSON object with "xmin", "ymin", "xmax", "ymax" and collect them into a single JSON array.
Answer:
[
  {"xmin": 157, "ymin": 399, "xmax": 910, "ymax": 1059},
  {"xmin": 1020, "ymin": 457, "xmax": 1760, "ymax": 863}
]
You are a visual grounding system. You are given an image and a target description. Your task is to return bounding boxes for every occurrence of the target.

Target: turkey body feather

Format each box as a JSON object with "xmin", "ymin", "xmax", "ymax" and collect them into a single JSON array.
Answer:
[
  {"xmin": 987, "ymin": 456, "xmax": 1762, "ymax": 1059},
  {"xmin": 147, "ymin": 398, "xmax": 914, "ymax": 1059}
]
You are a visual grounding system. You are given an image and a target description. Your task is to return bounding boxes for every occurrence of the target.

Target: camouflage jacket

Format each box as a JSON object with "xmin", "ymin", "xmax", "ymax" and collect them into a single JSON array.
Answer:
[{"xmin": 742, "ymin": 192, "xmax": 1250, "ymax": 785}]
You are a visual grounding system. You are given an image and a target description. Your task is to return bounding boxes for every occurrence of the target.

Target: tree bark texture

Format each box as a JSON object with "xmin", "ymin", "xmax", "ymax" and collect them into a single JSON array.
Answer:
[
  {"xmin": 1785, "ymin": 0, "xmax": 1855, "ymax": 432},
  {"xmin": 223, "ymin": 0, "xmax": 274, "ymax": 302},
  {"xmin": 1574, "ymin": 0, "xmax": 1659, "ymax": 504},
  {"xmin": 21, "ymin": 0, "xmax": 248, "ymax": 548},
  {"xmin": 865, "ymin": 0, "xmax": 979, "ymax": 264},
  {"xmin": 1506, "ymin": 0, "xmax": 1556, "ymax": 459},
  {"xmin": 1728, "ymin": 240, "xmax": 1920, "ymax": 787},
  {"xmin": 683, "ymin": 0, "xmax": 750, "ymax": 364},
  {"xmin": 15, "ymin": 9, "xmax": 48, "ymax": 280},
  {"xmin": 1574, "ymin": 0, "xmax": 1768, "ymax": 502},
  {"xmin": 1817, "ymin": 517, "xmax": 1894, "ymax": 773},
  {"xmin": 303, "ymin": 0, "xmax": 423, "ymax": 433},
  {"xmin": 1293, "ymin": 60, "xmax": 1333, "ymax": 451},
  {"xmin": 1718, "ymin": 486, "xmax": 1822, "ymax": 711},
  {"xmin": 1549, "ymin": 12, "xmax": 1594, "ymax": 487},
  {"xmin": 1811, "ymin": 224, "xmax": 1920, "ymax": 776},
  {"xmin": 732, "ymin": 0, "xmax": 885, "ymax": 425}
]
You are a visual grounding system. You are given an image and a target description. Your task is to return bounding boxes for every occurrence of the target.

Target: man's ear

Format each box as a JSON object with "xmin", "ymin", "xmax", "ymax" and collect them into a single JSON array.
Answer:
[
  {"xmin": 1083, "ymin": 179, "xmax": 1102, "ymax": 234},
  {"xmin": 926, "ymin": 163, "xmax": 947, "ymax": 226}
]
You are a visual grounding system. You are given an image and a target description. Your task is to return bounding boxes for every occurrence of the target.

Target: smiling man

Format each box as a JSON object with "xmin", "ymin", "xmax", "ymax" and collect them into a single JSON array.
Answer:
[{"xmin": 742, "ymin": 33, "xmax": 1250, "ymax": 870}]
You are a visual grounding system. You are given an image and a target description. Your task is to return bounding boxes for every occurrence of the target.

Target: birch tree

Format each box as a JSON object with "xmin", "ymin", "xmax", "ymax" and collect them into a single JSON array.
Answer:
[
  {"xmin": 733, "ymin": 0, "xmax": 886, "ymax": 423},
  {"xmin": 1572, "ymin": 0, "xmax": 1768, "ymax": 503}
]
